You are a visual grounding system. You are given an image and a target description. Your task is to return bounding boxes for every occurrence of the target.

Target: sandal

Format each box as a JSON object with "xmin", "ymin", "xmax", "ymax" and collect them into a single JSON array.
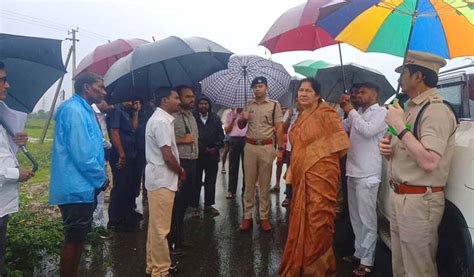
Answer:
[
  {"xmin": 342, "ymin": 255, "xmax": 361, "ymax": 264},
  {"xmin": 352, "ymin": 264, "xmax": 374, "ymax": 276},
  {"xmin": 281, "ymin": 198, "xmax": 290, "ymax": 208},
  {"xmin": 226, "ymin": 192, "xmax": 235, "ymax": 199}
]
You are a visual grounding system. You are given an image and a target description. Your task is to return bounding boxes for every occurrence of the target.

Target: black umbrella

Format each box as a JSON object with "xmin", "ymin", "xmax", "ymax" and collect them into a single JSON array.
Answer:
[
  {"xmin": 315, "ymin": 63, "xmax": 396, "ymax": 104},
  {"xmin": 0, "ymin": 33, "xmax": 67, "ymax": 113},
  {"xmin": 104, "ymin": 36, "xmax": 233, "ymax": 104}
]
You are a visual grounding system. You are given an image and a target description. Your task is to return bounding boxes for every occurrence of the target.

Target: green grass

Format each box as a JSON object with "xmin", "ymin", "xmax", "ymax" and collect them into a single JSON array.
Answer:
[
  {"xmin": 24, "ymin": 118, "xmax": 54, "ymax": 140},
  {"xmin": 17, "ymin": 141, "xmax": 52, "ymax": 185}
]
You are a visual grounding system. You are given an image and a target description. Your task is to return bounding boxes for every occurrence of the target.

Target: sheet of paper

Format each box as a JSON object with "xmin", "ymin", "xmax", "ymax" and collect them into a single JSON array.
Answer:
[{"xmin": 0, "ymin": 101, "xmax": 28, "ymax": 153}]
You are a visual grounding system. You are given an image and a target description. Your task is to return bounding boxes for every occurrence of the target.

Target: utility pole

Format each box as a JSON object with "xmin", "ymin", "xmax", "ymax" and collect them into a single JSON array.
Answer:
[
  {"xmin": 40, "ymin": 30, "xmax": 76, "ymax": 144},
  {"xmin": 66, "ymin": 28, "xmax": 79, "ymax": 94}
]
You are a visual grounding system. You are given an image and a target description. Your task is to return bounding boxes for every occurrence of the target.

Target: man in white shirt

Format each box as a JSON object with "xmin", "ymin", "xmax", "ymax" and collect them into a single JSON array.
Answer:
[
  {"xmin": 145, "ymin": 87, "xmax": 185, "ymax": 277},
  {"xmin": 0, "ymin": 61, "xmax": 34, "ymax": 272},
  {"xmin": 340, "ymin": 81, "xmax": 388, "ymax": 275}
]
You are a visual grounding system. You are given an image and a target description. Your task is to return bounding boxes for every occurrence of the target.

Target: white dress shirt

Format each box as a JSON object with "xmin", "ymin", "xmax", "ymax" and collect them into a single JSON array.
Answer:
[
  {"xmin": 145, "ymin": 107, "xmax": 180, "ymax": 192},
  {"xmin": 344, "ymin": 104, "xmax": 388, "ymax": 178},
  {"xmin": 0, "ymin": 125, "xmax": 20, "ymax": 217}
]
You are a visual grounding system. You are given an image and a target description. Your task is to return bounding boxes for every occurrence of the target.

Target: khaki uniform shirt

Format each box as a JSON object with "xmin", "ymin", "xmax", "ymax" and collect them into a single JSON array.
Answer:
[
  {"xmin": 245, "ymin": 98, "xmax": 283, "ymax": 140},
  {"xmin": 389, "ymin": 88, "xmax": 457, "ymax": 187},
  {"xmin": 173, "ymin": 109, "xmax": 199, "ymax": 160}
]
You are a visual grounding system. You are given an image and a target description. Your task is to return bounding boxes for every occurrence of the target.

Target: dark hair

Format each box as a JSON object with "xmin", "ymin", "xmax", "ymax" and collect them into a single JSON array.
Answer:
[
  {"xmin": 405, "ymin": 64, "xmax": 438, "ymax": 88},
  {"xmin": 174, "ymin": 85, "xmax": 195, "ymax": 97},
  {"xmin": 298, "ymin": 78, "xmax": 322, "ymax": 102},
  {"xmin": 74, "ymin": 72, "xmax": 103, "ymax": 93},
  {"xmin": 350, "ymin": 83, "xmax": 362, "ymax": 92},
  {"xmin": 0, "ymin": 61, "xmax": 4, "ymax": 70},
  {"xmin": 358, "ymin": 81, "xmax": 381, "ymax": 94},
  {"xmin": 155, "ymin": 87, "xmax": 174, "ymax": 106}
]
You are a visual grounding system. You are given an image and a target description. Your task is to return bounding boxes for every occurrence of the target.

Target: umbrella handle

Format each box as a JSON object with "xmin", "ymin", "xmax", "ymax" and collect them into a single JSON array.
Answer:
[
  {"xmin": 337, "ymin": 43, "xmax": 348, "ymax": 94},
  {"xmin": 0, "ymin": 121, "xmax": 39, "ymax": 172},
  {"xmin": 20, "ymin": 146, "xmax": 39, "ymax": 172}
]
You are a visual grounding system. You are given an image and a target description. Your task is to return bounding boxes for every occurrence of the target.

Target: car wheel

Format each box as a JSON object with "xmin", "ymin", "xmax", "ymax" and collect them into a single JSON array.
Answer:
[{"xmin": 437, "ymin": 204, "xmax": 472, "ymax": 277}]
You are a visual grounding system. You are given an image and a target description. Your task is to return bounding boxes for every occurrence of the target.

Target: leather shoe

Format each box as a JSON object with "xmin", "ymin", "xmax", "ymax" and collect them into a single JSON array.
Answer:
[
  {"xmin": 239, "ymin": 219, "xmax": 253, "ymax": 231},
  {"xmin": 260, "ymin": 219, "xmax": 272, "ymax": 232}
]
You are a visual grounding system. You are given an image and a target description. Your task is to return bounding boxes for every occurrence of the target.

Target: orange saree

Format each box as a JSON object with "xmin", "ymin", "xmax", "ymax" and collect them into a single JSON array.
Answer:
[{"xmin": 279, "ymin": 103, "xmax": 350, "ymax": 277}]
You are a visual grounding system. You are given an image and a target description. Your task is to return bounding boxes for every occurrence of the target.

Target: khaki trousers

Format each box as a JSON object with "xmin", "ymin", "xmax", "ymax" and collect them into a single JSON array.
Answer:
[
  {"xmin": 390, "ymin": 189, "xmax": 445, "ymax": 277},
  {"xmin": 243, "ymin": 143, "xmax": 275, "ymax": 220},
  {"xmin": 146, "ymin": 188, "xmax": 175, "ymax": 277}
]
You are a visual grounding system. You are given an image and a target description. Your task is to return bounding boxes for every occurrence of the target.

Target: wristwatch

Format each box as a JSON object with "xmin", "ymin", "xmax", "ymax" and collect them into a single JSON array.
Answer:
[{"xmin": 397, "ymin": 128, "xmax": 410, "ymax": 140}]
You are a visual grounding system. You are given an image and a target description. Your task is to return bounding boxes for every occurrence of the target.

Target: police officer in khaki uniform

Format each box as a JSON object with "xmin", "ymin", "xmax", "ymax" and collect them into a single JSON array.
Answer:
[
  {"xmin": 238, "ymin": 76, "xmax": 284, "ymax": 232},
  {"xmin": 380, "ymin": 51, "xmax": 457, "ymax": 277}
]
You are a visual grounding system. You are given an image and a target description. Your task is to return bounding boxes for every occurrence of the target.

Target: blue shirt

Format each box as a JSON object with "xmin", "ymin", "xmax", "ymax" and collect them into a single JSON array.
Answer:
[
  {"xmin": 107, "ymin": 104, "xmax": 137, "ymax": 159},
  {"xmin": 49, "ymin": 94, "xmax": 106, "ymax": 205}
]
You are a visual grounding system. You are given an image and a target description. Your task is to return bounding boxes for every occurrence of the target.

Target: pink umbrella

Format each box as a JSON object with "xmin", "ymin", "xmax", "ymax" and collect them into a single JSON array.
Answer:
[
  {"xmin": 259, "ymin": 0, "xmax": 344, "ymax": 54},
  {"xmin": 74, "ymin": 38, "xmax": 149, "ymax": 78}
]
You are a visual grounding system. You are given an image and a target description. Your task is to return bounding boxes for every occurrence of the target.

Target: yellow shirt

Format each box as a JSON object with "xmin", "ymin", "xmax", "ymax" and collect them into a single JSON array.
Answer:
[{"xmin": 389, "ymin": 88, "xmax": 457, "ymax": 187}]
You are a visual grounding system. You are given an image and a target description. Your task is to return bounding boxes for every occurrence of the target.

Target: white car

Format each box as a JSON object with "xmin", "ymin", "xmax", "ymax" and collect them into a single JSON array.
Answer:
[{"xmin": 377, "ymin": 65, "xmax": 474, "ymax": 276}]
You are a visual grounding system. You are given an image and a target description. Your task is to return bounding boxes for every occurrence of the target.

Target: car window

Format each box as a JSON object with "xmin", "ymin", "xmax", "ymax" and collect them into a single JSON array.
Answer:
[{"xmin": 437, "ymin": 84, "xmax": 463, "ymax": 119}]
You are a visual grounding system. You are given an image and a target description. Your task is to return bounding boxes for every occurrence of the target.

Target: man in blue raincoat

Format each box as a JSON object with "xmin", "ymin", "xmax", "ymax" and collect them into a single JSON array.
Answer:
[{"xmin": 49, "ymin": 72, "xmax": 108, "ymax": 277}]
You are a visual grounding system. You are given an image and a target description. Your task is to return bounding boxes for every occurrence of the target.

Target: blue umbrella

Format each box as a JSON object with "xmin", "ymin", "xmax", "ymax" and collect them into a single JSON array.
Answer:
[
  {"xmin": 0, "ymin": 33, "xmax": 67, "ymax": 113},
  {"xmin": 104, "ymin": 36, "xmax": 233, "ymax": 103},
  {"xmin": 200, "ymin": 55, "xmax": 292, "ymax": 108}
]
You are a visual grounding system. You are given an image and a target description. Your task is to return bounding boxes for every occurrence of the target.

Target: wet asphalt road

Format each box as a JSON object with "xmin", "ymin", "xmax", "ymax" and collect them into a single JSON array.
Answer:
[{"xmin": 75, "ymin": 163, "xmax": 393, "ymax": 277}]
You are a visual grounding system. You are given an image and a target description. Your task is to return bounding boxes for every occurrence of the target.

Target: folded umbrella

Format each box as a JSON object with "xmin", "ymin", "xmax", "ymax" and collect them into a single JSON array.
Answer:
[
  {"xmin": 201, "ymin": 55, "xmax": 292, "ymax": 108},
  {"xmin": 315, "ymin": 63, "xmax": 396, "ymax": 104},
  {"xmin": 0, "ymin": 33, "xmax": 67, "ymax": 113},
  {"xmin": 104, "ymin": 36, "xmax": 233, "ymax": 103},
  {"xmin": 74, "ymin": 38, "xmax": 149, "ymax": 78}
]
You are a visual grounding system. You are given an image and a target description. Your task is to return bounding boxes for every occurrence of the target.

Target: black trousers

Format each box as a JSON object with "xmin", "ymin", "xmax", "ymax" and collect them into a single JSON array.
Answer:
[
  {"xmin": 169, "ymin": 159, "xmax": 196, "ymax": 249},
  {"xmin": 108, "ymin": 150, "xmax": 140, "ymax": 225},
  {"xmin": 228, "ymin": 137, "xmax": 246, "ymax": 195},
  {"xmin": 0, "ymin": 215, "xmax": 9, "ymax": 274},
  {"xmin": 195, "ymin": 157, "xmax": 219, "ymax": 207}
]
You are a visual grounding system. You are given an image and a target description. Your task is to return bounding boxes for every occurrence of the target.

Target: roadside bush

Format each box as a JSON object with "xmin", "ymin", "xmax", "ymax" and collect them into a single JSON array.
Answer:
[{"xmin": 5, "ymin": 208, "xmax": 63, "ymax": 276}]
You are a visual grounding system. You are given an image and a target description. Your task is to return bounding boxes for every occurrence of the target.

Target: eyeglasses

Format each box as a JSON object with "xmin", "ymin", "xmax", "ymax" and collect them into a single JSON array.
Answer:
[{"xmin": 0, "ymin": 76, "xmax": 7, "ymax": 84}]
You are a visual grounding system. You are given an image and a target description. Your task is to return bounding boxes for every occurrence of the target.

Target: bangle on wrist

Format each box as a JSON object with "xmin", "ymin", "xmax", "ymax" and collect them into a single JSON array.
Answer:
[{"xmin": 397, "ymin": 128, "xmax": 410, "ymax": 140}]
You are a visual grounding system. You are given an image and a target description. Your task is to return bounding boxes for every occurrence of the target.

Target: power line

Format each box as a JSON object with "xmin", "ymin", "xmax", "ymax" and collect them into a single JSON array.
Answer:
[
  {"xmin": 1, "ymin": 15, "xmax": 108, "ymax": 43},
  {"xmin": 2, "ymin": 14, "xmax": 68, "ymax": 32},
  {"xmin": 0, "ymin": 9, "xmax": 110, "ymax": 41}
]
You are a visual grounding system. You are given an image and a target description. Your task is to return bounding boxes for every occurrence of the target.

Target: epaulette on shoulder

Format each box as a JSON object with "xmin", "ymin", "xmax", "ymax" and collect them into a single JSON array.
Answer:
[{"xmin": 428, "ymin": 94, "xmax": 443, "ymax": 104}]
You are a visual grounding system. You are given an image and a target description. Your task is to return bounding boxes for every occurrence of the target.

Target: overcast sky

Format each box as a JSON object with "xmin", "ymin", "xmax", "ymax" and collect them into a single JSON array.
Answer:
[{"xmin": 1, "ymin": 0, "xmax": 472, "ymax": 111}]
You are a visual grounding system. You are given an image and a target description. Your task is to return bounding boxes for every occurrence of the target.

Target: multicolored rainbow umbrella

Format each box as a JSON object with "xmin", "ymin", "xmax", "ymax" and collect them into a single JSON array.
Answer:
[{"xmin": 318, "ymin": 0, "xmax": 474, "ymax": 59}]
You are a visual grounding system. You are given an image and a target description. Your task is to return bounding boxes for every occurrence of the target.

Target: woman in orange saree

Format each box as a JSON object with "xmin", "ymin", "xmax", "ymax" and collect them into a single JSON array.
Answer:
[{"xmin": 279, "ymin": 78, "xmax": 350, "ymax": 277}]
